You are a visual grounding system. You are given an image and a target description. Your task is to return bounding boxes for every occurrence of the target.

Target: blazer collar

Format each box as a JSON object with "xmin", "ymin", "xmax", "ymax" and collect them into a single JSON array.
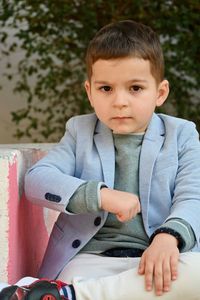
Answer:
[
  {"xmin": 94, "ymin": 119, "xmax": 115, "ymax": 188},
  {"xmin": 139, "ymin": 113, "xmax": 165, "ymax": 227},
  {"xmin": 144, "ymin": 113, "xmax": 165, "ymax": 140}
]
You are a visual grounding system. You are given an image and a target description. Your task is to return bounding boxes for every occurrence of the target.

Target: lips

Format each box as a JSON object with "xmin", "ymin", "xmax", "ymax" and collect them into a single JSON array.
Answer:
[{"xmin": 112, "ymin": 116, "xmax": 132, "ymax": 119}]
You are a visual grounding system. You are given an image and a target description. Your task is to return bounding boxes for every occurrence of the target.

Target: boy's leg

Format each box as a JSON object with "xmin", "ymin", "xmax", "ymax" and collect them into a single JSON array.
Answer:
[
  {"xmin": 73, "ymin": 252, "xmax": 200, "ymax": 300},
  {"xmin": 58, "ymin": 253, "xmax": 139, "ymax": 283},
  {"xmin": 2, "ymin": 252, "xmax": 200, "ymax": 300}
]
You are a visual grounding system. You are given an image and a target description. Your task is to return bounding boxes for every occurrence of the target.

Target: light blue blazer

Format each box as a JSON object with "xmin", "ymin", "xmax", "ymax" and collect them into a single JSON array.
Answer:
[{"xmin": 25, "ymin": 113, "xmax": 200, "ymax": 279}]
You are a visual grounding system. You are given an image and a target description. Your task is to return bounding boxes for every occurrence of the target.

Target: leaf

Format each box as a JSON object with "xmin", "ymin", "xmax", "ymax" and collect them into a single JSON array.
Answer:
[{"xmin": 0, "ymin": 0, "xmax": 199, "ymax": 141}]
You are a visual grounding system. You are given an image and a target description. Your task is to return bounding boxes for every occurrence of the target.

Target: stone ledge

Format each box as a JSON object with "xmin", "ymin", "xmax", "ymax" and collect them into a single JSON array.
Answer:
[{"xmin": 0, "ymin": 144, "xmax": 58, "ymax": 284}]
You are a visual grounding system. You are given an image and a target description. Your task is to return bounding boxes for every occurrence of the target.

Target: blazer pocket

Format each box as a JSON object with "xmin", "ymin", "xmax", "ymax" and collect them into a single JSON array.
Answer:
[{"xmin": 51, "ymin": 222, "xmax": 64, "ymax": 243}]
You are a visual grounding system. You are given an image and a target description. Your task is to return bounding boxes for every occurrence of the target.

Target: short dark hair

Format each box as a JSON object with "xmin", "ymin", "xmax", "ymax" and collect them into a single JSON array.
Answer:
[{"xmin": 85, "ymin": 20, "xmax": 164, "ymax": 84}]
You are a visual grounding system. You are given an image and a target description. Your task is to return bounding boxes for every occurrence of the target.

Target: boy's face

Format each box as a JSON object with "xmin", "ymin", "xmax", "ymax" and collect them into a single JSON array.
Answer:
[{"xmin": 85, "ymin": 57, "xmax": 169, "ymax": 134}]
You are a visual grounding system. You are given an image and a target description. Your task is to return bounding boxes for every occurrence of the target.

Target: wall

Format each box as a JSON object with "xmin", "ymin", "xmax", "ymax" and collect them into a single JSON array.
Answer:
[{"xmin": 0, "ymin": 144, "xmax": 59, "ymax": 284}]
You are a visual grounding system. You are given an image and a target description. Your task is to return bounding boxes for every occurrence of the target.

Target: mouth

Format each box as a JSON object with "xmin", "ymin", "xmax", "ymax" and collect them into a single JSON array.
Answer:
[{"xmin": 112, "ymin": 116, "xmax": 132, "ymax": 120}]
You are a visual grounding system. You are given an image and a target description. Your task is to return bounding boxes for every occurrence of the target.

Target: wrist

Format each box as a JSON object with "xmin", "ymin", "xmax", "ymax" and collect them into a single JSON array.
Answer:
[
  {"xmin": 149, "ymin": 227, "xmax": 185, "ymax": 250},
  {"xmin": 100, "ymin": 187, "xmax": 111, "ymax": 210},
  {"xmin": 97, "ymin": 183, "xmax": 107, "ymax": 209},
  {"xmin": 153, "ymin": 233, "xmax": 178, "ymax": 246}
]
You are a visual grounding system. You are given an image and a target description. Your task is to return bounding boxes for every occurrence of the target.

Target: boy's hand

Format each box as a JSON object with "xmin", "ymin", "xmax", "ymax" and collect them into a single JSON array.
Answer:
[
  {"xmin": 100, "ymin": 188, "xmax": 140, "ymax": 222},
  {"xmin": 138, "ymin": 233, "xmax": 179, "ymax": 296}
]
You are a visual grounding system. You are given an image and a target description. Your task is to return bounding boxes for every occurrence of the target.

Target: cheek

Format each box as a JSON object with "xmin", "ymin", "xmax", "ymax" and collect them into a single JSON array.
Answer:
[
  {"xmin": 135, "ymin": 102, "xmax": 155, "ymax": 119},
  {"xmin": 87, "ymin": 88, "xmax": 97, "ymax": 106},
  {"xmin": 95, "ymin": 104, "xmax": 105, "ymax": 114},
  {"xmin": 94, "ymin": 104, "xmax": 108, "ymax": 120}
]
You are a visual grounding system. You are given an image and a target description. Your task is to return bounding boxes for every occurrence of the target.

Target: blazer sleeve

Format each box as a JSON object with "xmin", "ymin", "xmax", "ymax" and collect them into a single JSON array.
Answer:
[
  {"xmin": 24, "ymin": 117, "xmax": 87, "ymax": 213},
  {"xmin": 166, "ymin": 121, "xmax": 200, "ymax": 245}
]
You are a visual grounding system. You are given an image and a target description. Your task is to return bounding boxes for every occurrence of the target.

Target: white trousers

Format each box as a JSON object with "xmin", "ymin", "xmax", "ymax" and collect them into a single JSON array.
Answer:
[
  {"xmin": 1, "ymin": 252, "xmax": 200, "ymax": 300},
  {"xmin": 57, "ymin": 252, "xmax": 200, "ymax": 300}
]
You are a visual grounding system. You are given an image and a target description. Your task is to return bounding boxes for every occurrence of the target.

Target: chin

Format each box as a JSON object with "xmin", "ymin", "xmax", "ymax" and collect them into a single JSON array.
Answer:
[{"xmin": 113, "ymin": 128, "xmax": 133, "ymax": 134}]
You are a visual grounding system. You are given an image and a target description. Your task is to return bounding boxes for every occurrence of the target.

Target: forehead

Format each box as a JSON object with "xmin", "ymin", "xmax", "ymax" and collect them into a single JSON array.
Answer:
[{"xmin": 91, "ymin": 57, "xmax": 153, "ymax": 82}]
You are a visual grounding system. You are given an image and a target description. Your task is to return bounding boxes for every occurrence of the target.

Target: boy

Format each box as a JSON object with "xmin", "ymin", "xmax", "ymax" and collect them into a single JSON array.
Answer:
[{"xmin": 1, "ymin": 20, "xmax": 200, "ymax": 300}]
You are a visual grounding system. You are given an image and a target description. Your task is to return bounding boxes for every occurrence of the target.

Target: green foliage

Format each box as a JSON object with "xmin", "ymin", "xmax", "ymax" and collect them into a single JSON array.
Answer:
[{"xmin": 0, "ymin": 0, "xmax": 199, "ymax": 141}]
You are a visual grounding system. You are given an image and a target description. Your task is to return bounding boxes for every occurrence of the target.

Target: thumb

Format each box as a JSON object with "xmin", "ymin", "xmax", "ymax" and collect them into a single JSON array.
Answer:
[{"xmin": 116, "ymin": 213, "xmax": 127, "ymax": 223}]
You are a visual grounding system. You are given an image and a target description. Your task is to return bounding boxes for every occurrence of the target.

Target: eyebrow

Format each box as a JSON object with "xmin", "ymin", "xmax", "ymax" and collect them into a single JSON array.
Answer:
[
  {"xmin": 94, "ymin": 79, "xmax": 148, "ymax": 84},
  {"xmin": 94, "ymin": 81, "xmax": 111, "ymax": 85}
]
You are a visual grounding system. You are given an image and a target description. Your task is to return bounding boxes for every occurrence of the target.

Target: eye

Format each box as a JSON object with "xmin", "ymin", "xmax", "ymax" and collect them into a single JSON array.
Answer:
[
  {"xmin": 130, "ymin": 85, "xmax": 142, "ymax": 92},
  {"xmin": 99, "ymin": 86, "xmax": 112, "ymax": 92}
]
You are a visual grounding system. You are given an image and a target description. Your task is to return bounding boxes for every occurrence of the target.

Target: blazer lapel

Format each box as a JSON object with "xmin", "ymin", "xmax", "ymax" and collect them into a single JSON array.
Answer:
[
  {"xmin": 94, "ymin": 121, "xmax": 115, "ymax": 188},
  {"xmin": 139, "ymin": 114, "xmax": 165, "ymax": 227}
]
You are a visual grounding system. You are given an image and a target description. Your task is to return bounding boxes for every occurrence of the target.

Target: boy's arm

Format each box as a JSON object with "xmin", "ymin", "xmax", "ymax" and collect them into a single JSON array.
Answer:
[
  {"xmin": 165, "ymin": 121, "xmax": 200, "ymax": 244},
  {"xmin": 150, "ymin": 218, "xmax": 196, "ymax": 252},
  {"xmin": 25, "ymin": 116, "xmax": 95, "ymax": 213},
  {"xmin": 138, "ymin": 218, "xmax": 195, "ymax": 296},
  {"xmin": 67, "ymin": 181, "xmax": 106, "ymax": 213},
  {"xmin": 138, "ymin": 121, "xmax": 200, "ymax": 296},
  {"xmin": 68, "ymin": 185, "xmax": 140, "ymax": 222},
  {"xmin": 138, "ymin": 232, "xmax": 179, "ymax": 296}
]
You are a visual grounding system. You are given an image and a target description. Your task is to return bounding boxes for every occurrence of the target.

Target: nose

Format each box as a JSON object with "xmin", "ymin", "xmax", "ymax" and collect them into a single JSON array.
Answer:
[{"xmin": 112, "ymin": 91, "xmax": 129, "ymax": 108}]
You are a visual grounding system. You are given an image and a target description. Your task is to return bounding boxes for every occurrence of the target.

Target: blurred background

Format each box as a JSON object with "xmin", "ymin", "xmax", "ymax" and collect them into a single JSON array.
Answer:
[{"xmin": 0, "ymin": 0, "xmax": 199, "ymax": 143}]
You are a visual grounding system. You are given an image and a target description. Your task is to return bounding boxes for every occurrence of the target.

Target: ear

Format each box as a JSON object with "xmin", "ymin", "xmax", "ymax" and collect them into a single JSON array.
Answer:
[
  {"xmin": 85, "ymin": 80, "xmax": 93, "ymax": 107},
  {"xmin": 156, "ymin": 79, "xmax": 169, "ymax": 107}
]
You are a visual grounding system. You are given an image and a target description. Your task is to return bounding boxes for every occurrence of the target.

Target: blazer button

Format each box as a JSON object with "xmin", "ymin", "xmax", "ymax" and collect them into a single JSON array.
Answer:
[
  {"xmin": 94, "ymin": 216, "xmax": 101, "ymax": 226},
  {"xmin": 72, "ymin": 239, "xmax": 81, "ymax": 248},
  {"xmin": 45, "ymin": 193, "xmax": 61, "ymax": 203}
]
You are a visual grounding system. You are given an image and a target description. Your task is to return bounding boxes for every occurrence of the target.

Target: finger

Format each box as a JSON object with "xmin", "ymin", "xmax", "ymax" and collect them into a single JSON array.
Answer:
[
  {"xmin": 116, "ymin": 213, "xmax": 129, "ymax": 222},
  {"xmin": 138, "ymin": 255, "xmax": 145, "ymax": 275},
  {"xmin": 163, "ymin": 259, "xmax": 171, "ymax": 293},
  {"xmin": 137, "ymin": 202, "xmax": 141, "ymax": 213},
  {"xmin": 131, "ymin": 208, "xmax": 137, "ymax": 219},
  {"xmin": 154, "ymin": 259, "xmax": 163, "ymax": 296},
  {"xmin": 144, "ymin": 260, "xmax": 154, "ymax": 292},
  {"xmin": 170, "ymin": 253, "xmax": 179, "ymax": 281},
  {"xmin": 116, "ymin": 214, "xmax": 125, "ymax": 222},
  {"xmin": 129, "ymin": 209, "xmax": 134, "ymax": 219}
]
